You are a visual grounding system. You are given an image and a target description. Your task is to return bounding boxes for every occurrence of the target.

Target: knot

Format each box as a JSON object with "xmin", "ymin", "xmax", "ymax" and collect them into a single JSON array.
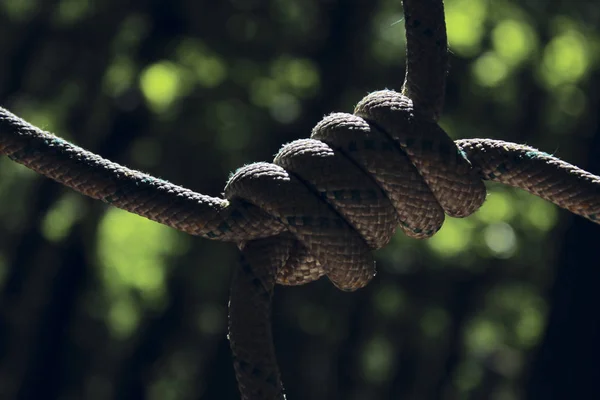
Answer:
[{"xmin": 224, "ymin": 90, "xmax": 486, "ymax": 291}]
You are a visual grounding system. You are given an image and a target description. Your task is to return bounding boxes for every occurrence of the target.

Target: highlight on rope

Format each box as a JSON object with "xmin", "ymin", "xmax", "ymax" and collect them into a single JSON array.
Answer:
[{"xmin": 0, "ymin": 0, "xmax": 599, "ymax": 399}]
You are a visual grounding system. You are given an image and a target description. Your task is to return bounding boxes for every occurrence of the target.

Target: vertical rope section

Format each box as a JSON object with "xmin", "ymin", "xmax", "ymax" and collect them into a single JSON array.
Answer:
[
  {"xmin": 229, "ymin": 235, "xmax": 290, "ymax": 400},
  {"xmin": 401, "ymin": 0, "xmax": 448, "ymax": 120}
]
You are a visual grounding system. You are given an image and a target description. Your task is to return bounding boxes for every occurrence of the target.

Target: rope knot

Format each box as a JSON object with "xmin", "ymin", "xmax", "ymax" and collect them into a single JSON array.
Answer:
[{"xmin": 225, "ymin": 90, "xmax": 486, "ymax": 291}]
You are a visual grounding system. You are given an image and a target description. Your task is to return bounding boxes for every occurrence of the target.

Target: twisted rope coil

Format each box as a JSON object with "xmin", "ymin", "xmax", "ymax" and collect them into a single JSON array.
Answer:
[
  {"xmin": 2, "ymin": 90, "xmax": 598, "ymax": 293},
  {"xmin": 2, "ymin": 90, "xmax": 599, "ymax": 399},
  {"xmin": 227, "ymin": 90, "xmax": 489, "ymax": 292}
]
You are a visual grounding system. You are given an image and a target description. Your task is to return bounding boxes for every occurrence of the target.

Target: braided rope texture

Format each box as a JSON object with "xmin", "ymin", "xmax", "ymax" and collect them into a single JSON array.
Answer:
[
  {"xmin": 2, "ymin": 90, "xmax": 599, "ymax": 293},
  {"xmin": 2, "ymin": 89, "xmax": 600, "ymax": 398}
]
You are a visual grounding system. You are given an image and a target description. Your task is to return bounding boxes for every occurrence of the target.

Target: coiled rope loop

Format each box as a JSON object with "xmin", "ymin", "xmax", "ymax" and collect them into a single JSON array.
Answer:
[
  {"xmin": 225, "ymin": 90, "xmax": 486, "ymax": 291},
  {"xmin": 225, "ymin": 90, "xmax": 600, "ymax": 399}
]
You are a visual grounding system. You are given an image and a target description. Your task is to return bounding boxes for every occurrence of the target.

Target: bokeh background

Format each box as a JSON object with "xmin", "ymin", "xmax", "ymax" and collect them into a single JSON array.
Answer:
[{"xmin": 0, "ymin": 0, "xmax": 599, "ymax": 399}]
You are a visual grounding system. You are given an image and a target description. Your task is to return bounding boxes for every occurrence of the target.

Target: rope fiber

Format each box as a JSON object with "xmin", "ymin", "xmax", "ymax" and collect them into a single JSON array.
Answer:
[{"xmin": 0, "ymin": 0, "xmax": 599, "ymax": 398}]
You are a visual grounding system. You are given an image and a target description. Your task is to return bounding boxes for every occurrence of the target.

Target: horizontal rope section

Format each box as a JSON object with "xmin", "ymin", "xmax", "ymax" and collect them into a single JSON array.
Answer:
[{"xmin": 1, "ymin": 89, "xmax": 599, "ymax": 292}]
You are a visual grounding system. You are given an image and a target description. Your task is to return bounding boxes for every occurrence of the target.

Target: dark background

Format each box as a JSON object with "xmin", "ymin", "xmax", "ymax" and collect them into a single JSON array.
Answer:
[{"xmin": 0, "ymin": 0, "xmax": 599, "ymax": 399}]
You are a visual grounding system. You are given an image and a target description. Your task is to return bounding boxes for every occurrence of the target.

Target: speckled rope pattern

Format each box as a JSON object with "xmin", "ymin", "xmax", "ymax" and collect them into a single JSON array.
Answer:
[{"xmin": 0, "ymin": 0, "xmax": 599, "ymax": 399}]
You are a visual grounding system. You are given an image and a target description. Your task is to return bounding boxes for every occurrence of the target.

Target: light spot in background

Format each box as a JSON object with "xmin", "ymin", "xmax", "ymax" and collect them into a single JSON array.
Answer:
[
  {"xmin": 41, "ymin": 192, "xmax": 86, "ymax": 242},
  {"xmin": 445, "ymin": 0, "xmax": 488, "ymax": 57},
  {"xmin": 427, "ymin": 217, "xmax": 475, "ymax": 257},
  {"xmin": 465, "ymin": 318, "xmax": 505, "ymax": 355},
  {"xmin": 97, "ymin": 208, "xmax": 189, "ymax": 338},
  {"xmin": 361, "ymin": 336, "xmax": 394, "ymax": 384},
  {"xmin": 521, "ymin": 196, "xmax": 558, "ymax": 231},
  {"xmin": 541, "ymin": 27, "xmax": 590, "ymax": 87},
  {"xmin": 139, "ymin": 61, "xmax": 188, "ymax": 113},
  {"xmin": 476, "ymin": 191, "xmax": 515, "ymax": 223},
  {"xmin": 493, "ymin": 19, "xmax": 537, "ymax": 66},
  {"xmin": 484, "ymin": 222, "xmax": 517, "ymax": 258},
  {"xmin": 472, "ymin": 52, "xmax": 509, "ymax": 87}
]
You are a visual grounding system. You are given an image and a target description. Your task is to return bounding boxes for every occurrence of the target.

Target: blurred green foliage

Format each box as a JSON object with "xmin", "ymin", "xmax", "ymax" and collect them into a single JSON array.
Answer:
[
  {"xmin": 0, "ymin": 0, "xmax": 598, "ymax": 399},
  {"xmin": 97, "ymin": 209, "xmax": 189, "ymax": 337}
]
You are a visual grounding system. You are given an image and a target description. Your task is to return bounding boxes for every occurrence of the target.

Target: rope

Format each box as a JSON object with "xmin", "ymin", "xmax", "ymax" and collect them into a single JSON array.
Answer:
[
  {"xmin": 0, "ymin": 0, "xmax": 599, "ymax": 398},
  {"xmin": 2, "ymin": 90, "xmax": 599, "ymax": 398}
]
